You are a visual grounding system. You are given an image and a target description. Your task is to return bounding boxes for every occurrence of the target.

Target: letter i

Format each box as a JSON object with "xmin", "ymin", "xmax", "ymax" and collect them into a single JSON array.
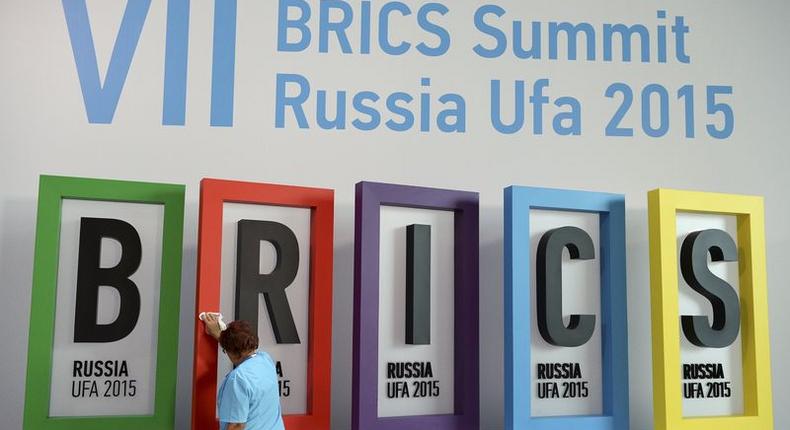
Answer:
[
  {"xmin": 656, "ymin": 10, "xmax": 667, "ymax": 63},
  {"xmin": 162, "ymin": 0, "xmax": 190, "ymax": 125},
  {"xmin": 360, "ymin": 1, "xmax": 371, "ymax": 54},
  {"xmin": 210, "ymin": 0, "xmax": 238, "ymax": 127},
  {"xmin": 420, "ymin": 77, "xmax": 431, "ymax": 132}
]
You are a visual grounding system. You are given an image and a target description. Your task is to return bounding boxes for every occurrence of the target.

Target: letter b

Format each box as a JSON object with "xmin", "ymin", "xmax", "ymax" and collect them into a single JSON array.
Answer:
[{"xmin": 74, "ymin": 217, "xmax": 142, "ymax": 343}]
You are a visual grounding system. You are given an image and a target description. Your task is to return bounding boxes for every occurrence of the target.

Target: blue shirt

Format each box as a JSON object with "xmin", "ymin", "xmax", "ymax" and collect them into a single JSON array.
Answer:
[{"xmin": 218, "ymin": 352, "xmax": 285, "ymax": 430}]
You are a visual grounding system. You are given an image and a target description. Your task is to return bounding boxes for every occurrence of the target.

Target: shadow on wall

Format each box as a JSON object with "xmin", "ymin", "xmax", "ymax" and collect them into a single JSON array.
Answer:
[
  {"xmin": 479, "ymin": 205, "xmax": 505, "ymax": 430},
  {"xmin": 625, "ymin": 205, "xmax": 653, "ymax": 430},
  {"xmin": 331, "ymin": 201, "xmax": 355, "ymax": 430},
  {"xmin": 0, "ymin": 197, "xmax": 38, "ymax": 430},
  {"xmin": 175, "ymin": 233, "xmax": 197, "ymax": 430}
]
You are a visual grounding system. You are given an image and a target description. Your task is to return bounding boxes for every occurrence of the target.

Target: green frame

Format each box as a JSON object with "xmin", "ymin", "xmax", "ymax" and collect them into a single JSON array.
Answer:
[{"xmin": 24, "ymin": 175, "xmax": 185, "ymax": 430}]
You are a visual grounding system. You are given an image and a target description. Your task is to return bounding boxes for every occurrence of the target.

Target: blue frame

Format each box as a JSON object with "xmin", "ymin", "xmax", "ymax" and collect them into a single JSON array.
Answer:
[{"xmin": 504, "ymin": 186, "xmax": 629, "ymax": 430}]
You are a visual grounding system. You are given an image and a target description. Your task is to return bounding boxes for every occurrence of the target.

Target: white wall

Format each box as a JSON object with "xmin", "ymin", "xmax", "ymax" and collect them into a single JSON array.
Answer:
[{"xmin": 1, "ymin": 1, "xmax": 789, "ymax": 429}]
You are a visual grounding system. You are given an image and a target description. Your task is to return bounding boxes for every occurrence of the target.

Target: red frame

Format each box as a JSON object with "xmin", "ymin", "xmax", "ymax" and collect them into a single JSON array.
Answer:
[{"xmin": 191, "ymin": 178, "xmax": 333, "ymax": 430}]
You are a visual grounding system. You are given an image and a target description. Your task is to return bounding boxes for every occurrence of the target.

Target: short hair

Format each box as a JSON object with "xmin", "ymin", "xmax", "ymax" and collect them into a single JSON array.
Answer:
[{"xmin": 219, "ymin": 320, "xmax": 259, "ymax": 356}]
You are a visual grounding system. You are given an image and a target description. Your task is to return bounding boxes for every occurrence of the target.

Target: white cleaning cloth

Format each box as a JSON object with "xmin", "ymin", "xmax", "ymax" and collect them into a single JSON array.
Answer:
[{"xmin": 198, "ymin": 312, "xmax": 228, "ymax": 331}]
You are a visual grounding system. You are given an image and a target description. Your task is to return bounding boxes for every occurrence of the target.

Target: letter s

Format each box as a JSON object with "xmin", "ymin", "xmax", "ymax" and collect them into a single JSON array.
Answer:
[{"xmin": 680, "ymin": 229, "xmax": 740, "ymax": 348}]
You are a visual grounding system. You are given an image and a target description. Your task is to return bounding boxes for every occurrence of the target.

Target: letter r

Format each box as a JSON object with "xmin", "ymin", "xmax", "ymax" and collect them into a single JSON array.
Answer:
[{"xmin": 235, "ymin": 219, "xmax": 301, "ymax": 344}]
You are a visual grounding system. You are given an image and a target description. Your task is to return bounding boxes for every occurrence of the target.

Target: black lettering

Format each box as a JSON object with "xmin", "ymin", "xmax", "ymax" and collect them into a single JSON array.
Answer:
[
  {"xmin": 537, "ymin": 363, "xmax": 545, "ymax": 379},
  {"xmin": 74, "ymin": 217, "xmax": 142, "ymax": 343},
  {"xmin": 236, "ymin": 220, "xmax": 300, "ymax": 343},
  {"xmin": 406, "ymin": 224, "xmax": 431, "ymax": 345},
  {"xmin": 680, "ymin": 229, "xmax": 740, "ymax": 348},
  {"xmin": 682, "ymin": 363, "xmax": 727, "ymax": 379},
  {"xmin": 571, "ymin": 363, "xmax": 581, "ymax": 379},
  {"xmin": 536, "ymin": 226, "xmax": 597, "ymax": 347}
]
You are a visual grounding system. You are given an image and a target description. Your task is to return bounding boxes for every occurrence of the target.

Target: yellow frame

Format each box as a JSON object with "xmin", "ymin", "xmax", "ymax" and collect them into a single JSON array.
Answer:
[{"xmin": 647, "ymin": 189, "xmax": 773, "ymax": 430}]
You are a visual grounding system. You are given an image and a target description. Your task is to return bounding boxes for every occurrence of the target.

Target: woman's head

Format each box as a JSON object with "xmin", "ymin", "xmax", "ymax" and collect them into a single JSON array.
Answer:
[{"xmin": 219, "ymin": 320, "xmax": 258, "ymax": 362}]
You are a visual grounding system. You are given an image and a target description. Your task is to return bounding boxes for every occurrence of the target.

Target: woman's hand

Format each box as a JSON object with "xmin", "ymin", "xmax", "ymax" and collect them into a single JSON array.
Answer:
[{"xmin": 203, "ymin": 313, "xmax": 223, "ymax": 340}]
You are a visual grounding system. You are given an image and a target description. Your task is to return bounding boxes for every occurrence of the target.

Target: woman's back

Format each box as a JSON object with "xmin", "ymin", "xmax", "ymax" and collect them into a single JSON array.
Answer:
[{"xmin": 218, "ymin": 351, "xmax": 285, "ymax": 430}]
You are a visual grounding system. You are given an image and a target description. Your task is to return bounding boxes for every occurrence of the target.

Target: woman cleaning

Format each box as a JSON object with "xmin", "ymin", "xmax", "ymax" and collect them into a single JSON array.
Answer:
[{"xmin": 202, "ymin": 313, "xmax": 285, "ymax": 430}]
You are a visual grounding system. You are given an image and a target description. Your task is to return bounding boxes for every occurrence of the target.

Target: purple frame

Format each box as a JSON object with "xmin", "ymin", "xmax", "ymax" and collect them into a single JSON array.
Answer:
[{"xmin": 352, "ymin": 181, "xmax": 480, "ymax": 430}]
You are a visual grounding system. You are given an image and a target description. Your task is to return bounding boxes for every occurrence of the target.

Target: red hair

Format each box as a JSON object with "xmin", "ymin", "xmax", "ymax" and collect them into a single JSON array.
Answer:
[{"xmin": 219, "ymin": 320, "xmax": 259, "ymax": 355}]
